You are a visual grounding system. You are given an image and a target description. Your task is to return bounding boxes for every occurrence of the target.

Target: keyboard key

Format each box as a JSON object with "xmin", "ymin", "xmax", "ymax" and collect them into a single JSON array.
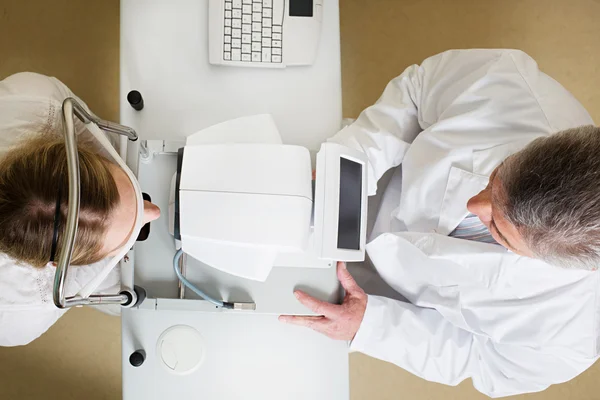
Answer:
[
  {"xmin": 262, "ymin": 37, "xmax": 271, "ymax": 47},
  {"xmin": 272, "ymin": 25, "xmax": 282, "ymax": 33},
  {"xmin": 233, "ymin": 0, "xmax": 242, "ymax": 8},
  {"xmin": 272, "ymin": 32, "xmax": 281, "ymax": 40},
  {"xmin": 232, "ymin": 19, "xmax": 242, "ymax": 28},
  {"xmin": 232, "ymin": 28, "xmax": 241, "ymax": 38},
  {"xmin": 262, "ymin": 27, "xmax": 272, "ymax": 37},
  {"xmin": 224, "ymin": 35, "xmax": 232, "ymax": 43},
  {"xmin": 242, "ymin": 33, "xmax": 251, "ymax": 43},
  {"xmin": 242, "ymin": 24, "xmax": 251, "ymax": 34},
  {"xmin": 252, "ymin": 42, "xmax": 261, "ymax": 51},
  {"xmin": 272, "ymin": 55, "xmax": 281, "ymax": 63},
  {"xmin": 233, "ymin": 9, "xmax": 242, "ymax": 18},
  {"xmin": 224, "ymin": 26, "xmax": 231, "ymax": 35},
  {"xmin": 252, "ymin": 52, "xmax": 261, "ymax": 62},
  {"xmin": 232, "ymin": 48, "xmax": 241, "ymax": 61},
  {"xmin": 225, "ymin": 19, "xmax": 232, "ymax": 27},
  {"xmin": 262, "ymin": 48, "xmax": 271, "ymax": 62},
  {"xmin": 232, "ymin": 38, "xmax": 241, "ymax": 48},
  {"xmin": 225, "ymin": 1, "xmax": 232, "ymax": 10},
  {"xmin": 252, "ymin": 2, "xmax": 261, "ymax": 12},
  {"xmin": 252, "ymin": 32, "xmax": 261, "ymax": 41},
  {"xmin": 272, "ymin": 47, "xmax": 281, "ymax": 55},
  {"xmin": 272, "ymin": 39, "xmax": 281, "ymax": 47},
  {"xmin": 252, "ymin": 22, "xmax": 261, "ymax": 31},
  {"xmin": 224, "ymin": 43, "xmax": 231, "ymax": 52},
  {"xmin": 243, "ymin": 0, "xmax": 251, "ymax": 3},
  {"xmin": 263, "ymin": 0, "xmax": 272, "ymax": 7},
  {"xmin": 242, "ymin": 14, "xmax": 252, "ymax": 24},
  {"xmin": 252, "ymin": 12, "xmax": 261, "ymax": 22},
  {"xmin": 242, "ymin": 4, "xmax": 252, "ymax": 13},
  {"xmin": 242, "ymin": 44, "xmax": 251, "ymax": 53},
  {"xmin": 242, "ymin": 53, "xmax": 251, "ymax": 62},
  {"xmin": 225, "ymin": 10, "xmax": 232, "ymax": 18},
  {"xmin": 263, "ymin": 18, "xmax": 272, "ymax": 27},
  {"xmin": 263, "ymin": 8, "xmax": 272, "ymax": 18},
  {"xmin": 224, "ymin": 52, "xmax": 231, "ymax": 60}
]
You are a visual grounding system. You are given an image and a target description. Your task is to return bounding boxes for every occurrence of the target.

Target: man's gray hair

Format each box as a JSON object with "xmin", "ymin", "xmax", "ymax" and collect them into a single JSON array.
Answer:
[{"xmin": 498, "ymin": 125, "xmax": 600, "ymax": 270}]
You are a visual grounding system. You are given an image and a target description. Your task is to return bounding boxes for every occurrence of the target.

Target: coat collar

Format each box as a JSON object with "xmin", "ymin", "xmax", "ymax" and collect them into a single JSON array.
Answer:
[
  {"xmin": 436, "ymin": 166, "xmax": 489, "ymax": 236},
  {"xmin": 436, "ymin": 140, "xmax": 534, "ymax": 235}
]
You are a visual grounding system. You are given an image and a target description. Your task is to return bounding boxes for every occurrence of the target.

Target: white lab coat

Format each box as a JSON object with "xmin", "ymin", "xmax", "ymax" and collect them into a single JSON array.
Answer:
[
  {"xmin": 0, "ymin": 73, "xmax": 121, "ymax": 347},
  {"xmin": 330, "ymin": 49, "xmax": 599, "ymax": 397}
]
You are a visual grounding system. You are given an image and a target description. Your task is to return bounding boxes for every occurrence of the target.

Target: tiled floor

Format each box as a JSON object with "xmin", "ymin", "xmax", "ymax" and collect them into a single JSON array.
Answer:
[{"xmin": 1, "ymin": 0, "xmax": 599, "ymax": 399}]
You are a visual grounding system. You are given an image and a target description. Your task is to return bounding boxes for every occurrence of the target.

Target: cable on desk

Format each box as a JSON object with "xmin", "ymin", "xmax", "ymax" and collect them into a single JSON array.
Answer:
[
  {"xmin": 173, "ymin": 249, "xmax": 257, "ymax": 311},
  {"xmin": 173, "ymin": 248, "xmax": 232, "ymax": 308}
]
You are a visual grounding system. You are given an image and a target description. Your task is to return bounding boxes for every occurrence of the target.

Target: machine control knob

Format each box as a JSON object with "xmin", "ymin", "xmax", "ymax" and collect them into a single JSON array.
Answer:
[
  {"xmin": 127, "ymin": 90, "xmax": 144, "ymax": 111},
  {"xmin": 129, "ymin": 350, "xmax": 146, "ymax": 367}
]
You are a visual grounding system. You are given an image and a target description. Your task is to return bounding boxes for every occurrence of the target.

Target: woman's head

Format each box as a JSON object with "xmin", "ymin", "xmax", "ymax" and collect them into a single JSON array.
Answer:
[{"xmin": 0, "ymin": 136, "xmax": 160, "ymax": 267}]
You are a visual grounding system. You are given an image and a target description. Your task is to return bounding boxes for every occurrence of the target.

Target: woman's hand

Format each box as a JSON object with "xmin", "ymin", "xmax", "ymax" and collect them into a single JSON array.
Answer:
[{"xmin": 279, "ymin": 262, "xmax": 367, "ymax": 341}]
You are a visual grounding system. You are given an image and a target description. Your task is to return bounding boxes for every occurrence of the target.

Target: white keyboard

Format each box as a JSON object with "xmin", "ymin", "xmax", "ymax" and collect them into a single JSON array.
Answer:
[{"xmin": 223, "ymin": 0, "xmax": 283, "ymax": 64}]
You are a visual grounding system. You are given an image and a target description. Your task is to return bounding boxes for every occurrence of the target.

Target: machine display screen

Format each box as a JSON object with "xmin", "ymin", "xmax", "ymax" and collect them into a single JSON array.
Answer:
[
  {"xmin": 337, "ymin": 157, "xmax": 362, "ymax": 250},
  {"xmin": 289, "ymin": 0, "xmax": 313, "ymax": 17}
]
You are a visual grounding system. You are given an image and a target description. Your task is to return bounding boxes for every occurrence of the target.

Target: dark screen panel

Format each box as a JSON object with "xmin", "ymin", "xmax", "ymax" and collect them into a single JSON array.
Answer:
[
  {"xmin": 289, "ymin": 0, "xmax": 313, "ymax": 17},
  {"xmin": 337, "ymin": 158, "xmax": 362, "ymax": 250}
]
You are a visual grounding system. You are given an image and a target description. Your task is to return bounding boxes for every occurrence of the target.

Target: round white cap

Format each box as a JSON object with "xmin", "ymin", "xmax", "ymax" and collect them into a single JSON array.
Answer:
[{"xmin": 156, "ymin": 325, "xmax": 205, "ymax": 375}]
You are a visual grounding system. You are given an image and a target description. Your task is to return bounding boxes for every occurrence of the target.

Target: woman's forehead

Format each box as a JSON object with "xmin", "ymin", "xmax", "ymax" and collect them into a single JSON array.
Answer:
[{"xmin": 102, "ymin": 165, "xmax": 138, "ymax": 254}]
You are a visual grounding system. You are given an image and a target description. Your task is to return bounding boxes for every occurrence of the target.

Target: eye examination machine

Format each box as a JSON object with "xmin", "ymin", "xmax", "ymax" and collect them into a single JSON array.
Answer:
[
  {"xmin": 170, "ymin": 115, "xmax": 367, "ymax": 287},
  {"xmin": 52, "ymin": 1, "xmax": 359, "ymax": 399}
]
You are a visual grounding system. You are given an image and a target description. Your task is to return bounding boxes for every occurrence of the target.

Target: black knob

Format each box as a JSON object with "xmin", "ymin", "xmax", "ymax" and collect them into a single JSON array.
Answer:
[
  {"xmin": 127, "ymin": 90, "xmax": 144, "ymax": 111},
  {"xmin": 129, "ymin": 350, "xmax": 146, "ymax": 367}
]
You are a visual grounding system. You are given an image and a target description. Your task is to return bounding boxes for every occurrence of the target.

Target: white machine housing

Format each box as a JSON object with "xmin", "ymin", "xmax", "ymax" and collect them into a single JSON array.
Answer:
[
  {"xmin": 172, "ymin": 141, "xmax": 367, "ymax": 281},
  {"xmin": 179, "ymin": 144, "xmax": 312, "ymax": 250}
]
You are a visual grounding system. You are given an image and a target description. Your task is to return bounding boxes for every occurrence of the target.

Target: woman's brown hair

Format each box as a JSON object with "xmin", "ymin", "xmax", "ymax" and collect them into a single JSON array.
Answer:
[{"xmin": 0, "ymin": 135, "xmax": 119, "ymax": 267}]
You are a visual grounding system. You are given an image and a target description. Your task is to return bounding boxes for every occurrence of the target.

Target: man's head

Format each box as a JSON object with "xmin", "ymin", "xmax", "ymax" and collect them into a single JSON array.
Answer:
[{"xmin": 468, "ymin": 125, "xmax": 600, "ymax": 270}]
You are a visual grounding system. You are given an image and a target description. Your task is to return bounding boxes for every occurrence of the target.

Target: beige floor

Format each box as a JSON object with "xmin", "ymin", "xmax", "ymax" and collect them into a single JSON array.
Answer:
[{"xmin": 0, "ymin": 0, "xmax": 599, "ymax": 399}]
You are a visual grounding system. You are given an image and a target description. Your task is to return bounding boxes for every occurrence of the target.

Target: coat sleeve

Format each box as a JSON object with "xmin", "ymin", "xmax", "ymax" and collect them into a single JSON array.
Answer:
[
  {"xmin": 0, "ymin": 72, "xmax": 96, "ymax": 149},
  {"xmin": 351, "ymin": 295, "xmax": 593, "ymax": 398},
  {"xmin": 328, "ymin": 49, "xmax": 519, "ymax": 195},
  {"xmin": 0, "ymin": 71, "xmax": 90, "ymax": 116},
  {"xmin": 0, "ymin": 307, "xmax": 67, "ymax": 347},
  {"xmin": 327, "ymin": 63, "xmax": 424, "ymax": 196}
]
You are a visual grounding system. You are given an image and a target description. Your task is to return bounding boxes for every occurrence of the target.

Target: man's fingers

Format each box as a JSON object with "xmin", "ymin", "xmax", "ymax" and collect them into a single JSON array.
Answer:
[
  {"xmin": 336, "ymin": 262, "xmax": 361, "ymax": 293},
  {"xmin": 294, "ymin": 290, "xmax": 339, "ymax": 317},
  {"xmin": 279, "ymin": 315, "xmax": 332, "ymax": 337},
  {"xmin": 279, "ymin": 315, "xmax": 327, "ymax": 330}
]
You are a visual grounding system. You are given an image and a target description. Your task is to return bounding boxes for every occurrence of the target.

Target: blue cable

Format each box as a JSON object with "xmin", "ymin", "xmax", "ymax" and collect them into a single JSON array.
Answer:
[{"xmin": 173, "ymin": 248, "xmax": 233, "ymax": 309}]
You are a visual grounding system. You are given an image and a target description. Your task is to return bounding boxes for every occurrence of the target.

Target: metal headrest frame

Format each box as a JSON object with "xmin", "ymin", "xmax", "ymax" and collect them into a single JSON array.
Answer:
[{"xmin": 53, "ymin": 98, "xmax": 140, "ymax": 309}]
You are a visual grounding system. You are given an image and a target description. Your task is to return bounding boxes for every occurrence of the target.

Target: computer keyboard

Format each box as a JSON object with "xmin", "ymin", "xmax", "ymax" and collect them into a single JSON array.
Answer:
[{"xmin": 223, "ymin": 0, "xmax": 283, "ymax": 64}]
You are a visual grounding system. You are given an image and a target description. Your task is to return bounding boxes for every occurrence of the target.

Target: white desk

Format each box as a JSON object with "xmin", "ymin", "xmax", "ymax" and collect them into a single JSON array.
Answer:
[
  {"xmin": 120, "ymin": 1, "xmax": 347, "ymax": 399},
  {"xmin": 120, "ymin": 0, "xmax": 342, "ymax": 150}
]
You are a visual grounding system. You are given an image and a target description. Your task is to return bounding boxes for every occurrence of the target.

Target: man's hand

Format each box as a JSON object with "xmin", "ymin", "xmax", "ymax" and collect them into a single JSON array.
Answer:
[{"xmin": 279, "ymin": 262, "xmax": 367, "ymax": 341}]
